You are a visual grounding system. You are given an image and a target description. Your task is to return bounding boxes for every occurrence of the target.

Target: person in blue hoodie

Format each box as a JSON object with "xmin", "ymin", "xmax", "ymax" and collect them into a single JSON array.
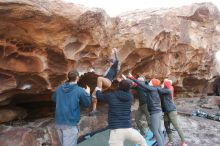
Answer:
[
  {"xmin": 52, "ymin": 70, "xmax": 91, "ymax": 146},
  {"xmin": 95, "ymin": 79, "xmax": 147, "ymax": 146}
]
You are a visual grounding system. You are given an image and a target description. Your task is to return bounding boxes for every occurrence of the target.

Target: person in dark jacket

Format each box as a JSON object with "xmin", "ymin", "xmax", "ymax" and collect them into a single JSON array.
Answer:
[
  {"xmin": 95, "ymin": 80, "xmax": 147, "ymax": 146},
  {"xmin": 160, "ymin": 79, "xmax": 187, "ymax": 146},
  {"xmin": 90, "ymin": 48, "xmax": 120, "ymax": 116},
  {"xmin": 52, "ymin": 70, "xmax": 91, "ymax": 146},
  {"xmin": 127, "ymin": 74, "xmax": 164, "ymax": 146},
  {"xmin": 132, "ymin": 76, "xmax": 151, "ymax": 136}
]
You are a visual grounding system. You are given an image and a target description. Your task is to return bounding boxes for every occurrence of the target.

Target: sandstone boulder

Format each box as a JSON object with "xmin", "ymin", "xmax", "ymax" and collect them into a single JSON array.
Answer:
[{"xmin": 0, "ymin": 0, "xmax": 220, "ymax": 122}]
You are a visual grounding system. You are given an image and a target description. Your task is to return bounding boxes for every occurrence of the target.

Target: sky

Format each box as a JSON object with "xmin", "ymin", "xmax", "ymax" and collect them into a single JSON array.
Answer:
[{"xmin": 64, "ymin": 0, "xmax": 220, "ymax": 16}]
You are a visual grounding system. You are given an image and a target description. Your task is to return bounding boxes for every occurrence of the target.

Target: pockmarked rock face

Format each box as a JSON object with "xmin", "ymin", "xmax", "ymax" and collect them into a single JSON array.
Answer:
[{"xmin": 0, "ymin": 0, "xmax": 220, "ymax": 122}]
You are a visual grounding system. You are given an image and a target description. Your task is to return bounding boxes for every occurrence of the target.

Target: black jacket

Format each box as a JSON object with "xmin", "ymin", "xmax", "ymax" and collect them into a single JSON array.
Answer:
[
  {"xmin": 96, "ymin": 89, "xmax": 133, "ymax": 129},
  {"xmin": 158, "ymin": 88, "xmax": 176, "ymax": 113},
  {"xmin": 132, "ymin": 79, "xmax": 162, "ymax": 115},
  {"xmin": 133, "ymin": 81, "xmax": 149, "ymax": 106}
]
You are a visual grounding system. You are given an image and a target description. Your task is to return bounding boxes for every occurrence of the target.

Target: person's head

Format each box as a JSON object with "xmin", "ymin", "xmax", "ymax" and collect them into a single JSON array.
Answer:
[
  {"xmin": 164, "ymin": 79, "xmax": 173, "ymax": 85},
  {"xmin": 119, "ymin": 79, "xmax": 132, "ymax": 92},
  {"xmin": 163, "ymin": 79, "xmax": 172, "ymax": 88},
  {"xmin": 137, "ymin": 76, "xmax": 145, "ymax": 82},
  {"xmin": 163, "ymin": 79, "xmax": 174, "ymax": 98},
  {"xmin": 67, "ymin": 70, "xmax": 79, "ymax": 82},
  {"xmin": 149, "ymin": 78, "xmax": 161, "ymax": 87}
]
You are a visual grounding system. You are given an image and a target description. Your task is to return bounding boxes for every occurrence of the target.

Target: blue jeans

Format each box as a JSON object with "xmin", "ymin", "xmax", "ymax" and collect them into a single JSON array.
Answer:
[
  {"xmin": 150, "ymin": 112, "xmax": 164, "ymax": 146},
  {"xmin": 56, "ymin": 125, "xmax": 78, "ymax": 146}
]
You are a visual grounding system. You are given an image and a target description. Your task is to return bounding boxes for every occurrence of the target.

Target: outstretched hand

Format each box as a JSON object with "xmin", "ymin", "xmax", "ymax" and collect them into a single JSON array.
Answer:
[
  {"xmin": 112, "ymin": 48, "xmax": 118, "ymax": 53},
  {"xmin": 128, "ymin": 73, "xmax": 135, "ymax": 80},
  {"xmin": 84, "ymin": 85, "xmax": 90, "ymax": 94},
  {"xmin": 128, "ymin": 73, "xmax": 133, "ymax": 77}
]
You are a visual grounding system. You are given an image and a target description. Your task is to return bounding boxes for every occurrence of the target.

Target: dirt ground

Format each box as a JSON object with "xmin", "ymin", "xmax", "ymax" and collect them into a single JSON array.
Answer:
[
  {"xmin": 0, "ymin": 97, "xmax": 219, "ymax": 146},
  {"xmin": 171, "ymin": 97, "xmax": 220, "ymax": 146}
]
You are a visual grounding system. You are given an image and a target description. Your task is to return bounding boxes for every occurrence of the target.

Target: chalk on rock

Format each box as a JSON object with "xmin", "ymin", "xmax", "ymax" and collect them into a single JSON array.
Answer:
[{"xmin": 20, "ymin": 84, "xmax": 32, "ymax": 90}]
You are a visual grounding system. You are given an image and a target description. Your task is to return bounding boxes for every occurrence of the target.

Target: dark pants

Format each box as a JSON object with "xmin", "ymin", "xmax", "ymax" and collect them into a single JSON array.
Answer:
[{"xmin": 135, "ymin": 104, "xmax": 151, "ymax": 135}]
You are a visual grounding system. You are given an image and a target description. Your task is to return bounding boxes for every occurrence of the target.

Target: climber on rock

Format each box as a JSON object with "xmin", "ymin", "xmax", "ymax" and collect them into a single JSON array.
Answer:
[
  {"xmin": 159, "ymin": 79, "xmax": 187, "ymax": 146},
  {"xmin": 126, "ymin": 73, "xmax": 165, "ymax": 146},
  {"xmin": 52, "ymin": 70, "xmax": 91, "ymax": 146},
  {"xmin": 95, "ymin": 79, "xmax": 147, "ymax": 146},
  {"xmin": 89, "ymin": 48, "xmax": 120, "ymax": 116}
]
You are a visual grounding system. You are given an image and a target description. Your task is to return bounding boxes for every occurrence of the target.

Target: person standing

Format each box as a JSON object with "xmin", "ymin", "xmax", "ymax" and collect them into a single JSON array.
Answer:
[
  {"xmin": 128, "ymin": 74, "xmax": 164, "ymax": 146},
  {"xmin": 90, "ymin": 48, "xmax": 120, "ymax": 116},
  {"xmin": 160, "ymin": 79, "xmax": 187, "ymax": 146},
  {"xmin": 132, "ymin": 76, "xmax": 151, "ymax": 136},
  {"xmin": 52, "ymin": 70, "xmax": 91, "ymax": 146},
  {"xmin": 95, "ymin": 79, "xmax": 147, "ymax": 146}
]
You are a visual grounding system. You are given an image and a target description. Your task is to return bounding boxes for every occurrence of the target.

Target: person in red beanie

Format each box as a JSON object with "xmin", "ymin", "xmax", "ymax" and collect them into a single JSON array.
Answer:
[
  {"xmin": 163, "ymin": 79, "xmax": 174, "ymax": 101},
  {"xmin": 160, "ymin": 79, "xmax": 187, "ymax": 146},
  {"xmin": 149, "ymin": 78, "xmax": 161, "ymax": 87}
]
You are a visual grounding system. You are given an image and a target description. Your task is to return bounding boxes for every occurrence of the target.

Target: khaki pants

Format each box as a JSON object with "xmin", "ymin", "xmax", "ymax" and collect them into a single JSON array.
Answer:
[
  {"xmin": 92, "ymin": 77, "xmax": 112, "ymax": 111},
  {"xmin": 164, "ymin": 111, "xmax": 185, "ymax": 142},
  {"xmin": 135, "ymin": 104, "xmax": 151, "ymax": 135},
  {"xmin": 109, "ymin": 128, "xmax": 147, "ymax": 146}
]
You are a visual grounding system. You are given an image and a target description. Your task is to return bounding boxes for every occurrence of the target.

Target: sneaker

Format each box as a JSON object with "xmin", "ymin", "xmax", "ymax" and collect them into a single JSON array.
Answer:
[
  {"xmin": 180, "ymin": 142, "xmax": 187, "ymax": 146},
  {"xmin": 89, "ymin": 110, "xmax": 98, "ymax": 116}
]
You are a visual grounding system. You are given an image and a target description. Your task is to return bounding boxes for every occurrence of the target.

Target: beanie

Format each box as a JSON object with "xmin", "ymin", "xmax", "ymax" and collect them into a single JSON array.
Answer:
[
  {"xmin": 150, "ymin": 78, "xmax": 161, "ymax": 87},
  {"xmin": 163, "ymin": 79, "xmax": 174, "ymax": 99}
]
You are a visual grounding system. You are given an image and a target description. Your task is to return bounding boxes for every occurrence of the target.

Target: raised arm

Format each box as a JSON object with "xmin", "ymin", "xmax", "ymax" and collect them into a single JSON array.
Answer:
[
  {"xmin": 157, "ymin": 87, "xmax": 171, "ymax": 95},
  {"xmin": 132, "ymin": 79, "xmax": 156, "ymax": 92},
  {"xmin": 113, "ymin": 48, "xmax": 119, "ymax": 61},
  {"xmin": 112, "ymin": 48, "xmax": 119, "ymax": 70}
]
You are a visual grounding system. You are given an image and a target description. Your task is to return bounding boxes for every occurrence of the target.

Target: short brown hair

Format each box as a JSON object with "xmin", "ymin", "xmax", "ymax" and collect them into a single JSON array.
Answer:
[
  {"xmin": 119, "ymin": 79, "xmax": 132, "ymax": 92},
  {"xmin": 67, "ymin": 70, "xmax": 79, "ymax": 82}
]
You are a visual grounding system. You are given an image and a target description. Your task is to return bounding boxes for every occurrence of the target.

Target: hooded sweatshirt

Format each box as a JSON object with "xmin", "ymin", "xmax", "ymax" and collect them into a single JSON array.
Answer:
[
  {"xmin": 158, "ymin": 81, "xmax": 176, "ymax": 113},
  {"xmin": 132, "ymin": 79, "xmax": 162, "ymax": 115},
  {"xmin": 133, "ymin": 81, "xmax": 150, "ymax": 106},
  {"xmin": 96, "ymin": 89, "xmax": 133, "ymax": 129},
  {"xmin": 52, "ymin": 83, "xmax": 91, "ymax": 126}
]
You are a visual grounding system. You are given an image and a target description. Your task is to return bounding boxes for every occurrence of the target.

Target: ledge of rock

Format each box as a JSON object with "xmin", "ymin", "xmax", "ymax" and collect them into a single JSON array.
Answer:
[{"xmin": 0, "ymin": 0, "xmax": 220, "ymax": 101}]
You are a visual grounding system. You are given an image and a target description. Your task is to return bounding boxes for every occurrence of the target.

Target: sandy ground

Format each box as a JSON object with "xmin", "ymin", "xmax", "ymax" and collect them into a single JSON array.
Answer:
[{"xmin": 171, "ymin": 97, "xmax": 220, "ymax": 146}]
